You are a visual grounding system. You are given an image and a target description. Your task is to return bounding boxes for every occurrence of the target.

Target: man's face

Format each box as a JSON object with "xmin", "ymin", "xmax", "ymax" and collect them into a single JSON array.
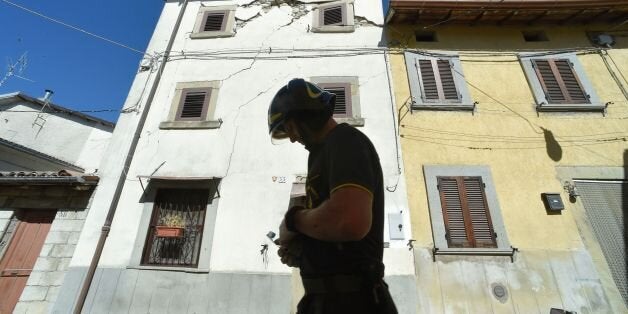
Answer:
[{"xmin": 284, "ymin": 119, "xmax": 303, "ymax": 145}]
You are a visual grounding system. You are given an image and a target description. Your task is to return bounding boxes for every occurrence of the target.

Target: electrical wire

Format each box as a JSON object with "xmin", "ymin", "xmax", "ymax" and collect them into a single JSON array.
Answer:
[
  {"xmin": 1, "ymin": 0, "xmax": 148, "ymax": 56},
  {"xmin": 401, "ymin": 125, "xmax": 628, "ymax": 140}
]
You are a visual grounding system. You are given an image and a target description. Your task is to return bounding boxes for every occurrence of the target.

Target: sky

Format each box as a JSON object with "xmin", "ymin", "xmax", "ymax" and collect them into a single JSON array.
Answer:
[{"xmin": 0, "ymin": 0, "xmax": 164, "ymax": 123}]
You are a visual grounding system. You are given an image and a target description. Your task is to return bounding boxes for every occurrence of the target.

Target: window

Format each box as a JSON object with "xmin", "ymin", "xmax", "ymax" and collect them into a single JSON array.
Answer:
[
  {"xmin": 424, "ymin": 165, "xmax": 511, "ymax": 254},
  {"xmin": 159, "ymin": 81, "xmax": 221, "ymax": 129},
  {"xmin": 522, "ymin": 30, "xmax": 548, "ymax": 42},
  {"xmin": 404, "ymin": 51, "xmax": 474, "ymax": 110},
  {"xmin": 130, "ymin": 179, "xmax": 220, "ymax": 271},
  {"xmin": 310, "ymin": 76, "xmax": 364, "ymax": 126},
  {"xmin": 520, "ymin": 53, "xmax": 603, "ymax": 111},
  {"xmin": 312, "ymin": 0, "xmax": 355, "ymax": 33},
  {"xmin": 141, "ymin": 189, "xmax": 209, "ymax": 267},
  {"xmin": 415, "ymin": 31, "xmax": 437, "ymax": 42},
  {"xmin": 191, "ymin": 5, "xmax": 236, "ymax": 39}
]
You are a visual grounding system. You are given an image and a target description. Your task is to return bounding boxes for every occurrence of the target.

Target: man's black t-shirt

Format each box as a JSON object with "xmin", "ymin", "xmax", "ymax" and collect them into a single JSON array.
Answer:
[{"xmin": 300, "ymin": 123, "xmax": 385, "ymax": 278}]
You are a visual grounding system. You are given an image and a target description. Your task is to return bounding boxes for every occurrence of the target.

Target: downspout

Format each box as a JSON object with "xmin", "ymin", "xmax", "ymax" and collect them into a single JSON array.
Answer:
[{"xmin": 73, "ymin": 0, "xmax": 189, "ymax": 312}]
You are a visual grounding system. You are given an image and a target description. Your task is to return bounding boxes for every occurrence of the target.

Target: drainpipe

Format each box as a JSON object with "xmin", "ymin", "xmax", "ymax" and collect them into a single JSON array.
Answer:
[{"xmin": 73, "ymin": 0, "xmax": 189, "ymax": 312}]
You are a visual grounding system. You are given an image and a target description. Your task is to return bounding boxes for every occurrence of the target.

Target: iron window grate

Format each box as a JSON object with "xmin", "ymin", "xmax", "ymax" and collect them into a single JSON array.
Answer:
[
  {"xmin": 575, "ymin": 180, "xmax": 626, "ymax": 305},
  {"xmin": 141, "ymin": 189, "xmax": 209, "ymax": 267}
]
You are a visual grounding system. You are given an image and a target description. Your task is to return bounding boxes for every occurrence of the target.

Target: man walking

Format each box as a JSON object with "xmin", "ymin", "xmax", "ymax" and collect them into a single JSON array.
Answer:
[{"xmin": 268, "ymin": 79, "xmax": 398, "ymax": 314}]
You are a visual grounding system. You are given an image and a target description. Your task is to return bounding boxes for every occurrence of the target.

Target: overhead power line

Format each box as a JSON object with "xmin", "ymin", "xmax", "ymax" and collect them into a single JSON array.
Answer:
[{"xmin": 1, "ymin": 0, "xmax": 148, "ymax": 56}]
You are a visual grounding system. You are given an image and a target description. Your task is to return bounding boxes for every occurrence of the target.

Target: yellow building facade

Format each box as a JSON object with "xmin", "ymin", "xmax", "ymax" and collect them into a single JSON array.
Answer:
[{"xmin": 386, "ymin": 1, "xmax": 628, "ymax": 313}]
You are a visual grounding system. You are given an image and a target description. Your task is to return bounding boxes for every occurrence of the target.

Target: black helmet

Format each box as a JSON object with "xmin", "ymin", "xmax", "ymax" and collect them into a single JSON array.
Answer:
[{"xmin": 268, "ymin": 78, "xmax": 336, "ymax": 141}]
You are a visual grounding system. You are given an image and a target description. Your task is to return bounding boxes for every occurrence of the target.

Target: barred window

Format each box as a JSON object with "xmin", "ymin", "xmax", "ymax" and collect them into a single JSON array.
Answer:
[{"xmin": 141, "ymin": 188, "xmax": 209, "ymax": 267}]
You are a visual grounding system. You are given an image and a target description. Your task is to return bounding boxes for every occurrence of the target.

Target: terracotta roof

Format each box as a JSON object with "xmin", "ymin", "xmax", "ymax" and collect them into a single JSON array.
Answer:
[
  {"xmin": 0, "ymin": 170, "xmax": 99, "ymax": 185},
  {"xmin": 387, "ymin": 0, "xmax": 628, "ymax": 26}
]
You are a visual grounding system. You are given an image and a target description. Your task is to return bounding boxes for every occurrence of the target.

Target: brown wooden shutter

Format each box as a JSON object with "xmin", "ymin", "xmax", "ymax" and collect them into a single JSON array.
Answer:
[
  {"xmin": 323, "ymin": 6, "xmax": 343, "ymax": 25},
  {"xmin": 463, "ymin": 177, "xmax": 497, "ymax": 248},
  {"xmin": 417, "ymin": 59, "xmax": 460, "ymax": 103},
  {"xmin": 438, "ymin": 177, "xmax": 471, "ymax": 247},
  {"xmin": 318, "ymin": 83, "xmax": 352, "ymax": 118},
  {"xmin": 204, "ymin": 12, "xmax": 225, "ymax": 31},
  {"xmin": 438, "ymin": 176, "xmax": 497, "ymax": 248},
  {"xmin": 532, "ymin": 59, "xmax": 589, "ymax": 104},
  {"xmin": 178, "ymin": 90, "xmax": 208, "ymax": 120}
]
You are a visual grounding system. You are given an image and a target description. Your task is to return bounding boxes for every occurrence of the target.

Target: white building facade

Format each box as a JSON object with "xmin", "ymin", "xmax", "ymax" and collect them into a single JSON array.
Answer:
[{"xmin": 53, "ymin": 0, "xmax": 417, "ymax": 313}]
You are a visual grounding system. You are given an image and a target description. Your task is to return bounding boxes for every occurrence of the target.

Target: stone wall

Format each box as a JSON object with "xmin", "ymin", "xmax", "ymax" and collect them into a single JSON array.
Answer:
[{"xmin": 0, "ymin": 208, "xmax": 89, "ymax": 314}]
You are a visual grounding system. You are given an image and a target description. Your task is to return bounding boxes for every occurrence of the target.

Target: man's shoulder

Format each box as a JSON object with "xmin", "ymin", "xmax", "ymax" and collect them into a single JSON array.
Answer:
[{"xmin": 328, "ymin": 123, "xmax": 368, "ymax": 143}]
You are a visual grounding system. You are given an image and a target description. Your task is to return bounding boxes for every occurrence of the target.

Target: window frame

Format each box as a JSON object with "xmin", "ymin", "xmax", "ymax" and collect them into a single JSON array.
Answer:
[
  {"xmin": 310, "ymin": 76, "xmax": 363, "ymax": 126},
  {"xmin": 190, "ymin": 5, "xmax": 236, "ymax": 39},
  {"xmin": 519, "ymin": 52, "xmax": 604, "ymax": 112},
  {"xmin": 159, "ymin": 81, "xmax": 222, "ymax": 130},
  {"xmin": 423, "ymin": 165, "xmax": 512, "ymax": 255},
  {"xmin": 129, "ymin": 179, "xmax": 220, "ymax": 272},
  {"xmin": 311, "ymin": 0, "xmax": 355, "ymax": 33},
  {"xmin": 404, "ymin": 51, "xmax": 474, "ymax": 111}
]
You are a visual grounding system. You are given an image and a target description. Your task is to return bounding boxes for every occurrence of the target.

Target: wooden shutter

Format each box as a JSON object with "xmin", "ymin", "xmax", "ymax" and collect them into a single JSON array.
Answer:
[
  {"xmin": 438, "ymin": 176, "xmax": 497, "ymax": 248},
  {"xmin": 318, "ymin": 83, "xmax": 352, "ymax": 118},
  {"xmin": 177, "ymin": 89, "xmax": 209, "ymax": 120},
  {"xmin": 416, "ymin": 59, "xmax": 461, "ymax": 103},
  {"xmin": 204, "ymin": 12, "xmax": 225, "ymax": 31},
  {"xmin": 323, "ymin": 6, "xmax": 343, "ymax": 25},
  {"xmin": 532, "ymin": 59, "xmax": 589, "ymax": 104}
]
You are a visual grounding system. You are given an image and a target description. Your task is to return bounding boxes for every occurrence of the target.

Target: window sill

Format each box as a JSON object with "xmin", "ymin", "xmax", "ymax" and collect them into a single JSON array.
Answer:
[
  {"xmin": 536, "ymin": 103, "xmax": 606, "ymax": 112},
  {"xmin": 335, "ymin": 117, "xmax": 364, "ymax": 127},
  {"xmin": 127, "ymin": 265, "xmax": 209, "ymax": 273},
  {"xmin": 190, "ymin": 31, "xmax": 235, "ymax": 39},
  {"xmin": 411, "ymin": 104, "xmax": 475, "ymax": 111},
  {"xmin": 159, "ymin": 120, "xmax": 222, "ymax": 130},
  {"xmin": 311, "ymin": 25, "xmax": 355, "ymax": 33},
  {"xmin": 432, "ymin": 247, "xmax": 517, "ymax": 262}
]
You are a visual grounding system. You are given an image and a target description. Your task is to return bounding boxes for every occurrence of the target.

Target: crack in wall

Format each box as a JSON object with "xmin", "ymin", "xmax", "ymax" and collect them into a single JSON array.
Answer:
[{"xmin": 355, "ymin": 15, "xmax": 383, "ymax": 27}]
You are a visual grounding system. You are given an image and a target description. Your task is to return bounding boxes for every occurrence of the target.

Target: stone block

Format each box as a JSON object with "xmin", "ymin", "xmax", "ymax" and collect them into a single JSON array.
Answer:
[
  {"xmin": 56, "ymin": 210, "xmax": 88, "ymax": 220},
  {"xmin": 33, "ymin": 257, "xmax": 60, "ymax": 272},
  {"xmin": 46, "ymin": 286, "xmax": 61, "ymax": 302},
  {"xmin": 51, "ymin": 244, "xmax": 76, "ymax": 258},
  {"xmin": 24, "ymin": 301, "xmax": 51, "ymax": 313},
  {"xmin": 39, "ymin": 244, "xmax": 53, "ymax": 257},
  {"xmin": 12, "ymin": 302, "xmax": 28, "ymax": 314},
  {"xmin": 19, "ymin": 286, "xmax": 48, "ymax": 301},
  {"xmin": 57, "ymin": 258, "xmax": 72, "ymax": 272},
  {"xmin": 26, "ymin": 271, "xmax": 44, "ymax": 286},
  {"xmin": 46, "ymin": 231, "xmax": 71, "ymax": 244},
  {"xmin": 68, "ymin": 232, "xmax": 81, "ymax": 244},
  {"xmin": 50, "ymin": 220, "xmax": 84, "ymax": 232},
  {"xmin": 41, "ymin": 271, "xmax": 66, "ymax": 286}
]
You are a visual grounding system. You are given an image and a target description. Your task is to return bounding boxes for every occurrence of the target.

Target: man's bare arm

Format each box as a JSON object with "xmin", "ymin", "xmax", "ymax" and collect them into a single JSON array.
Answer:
[{"xmin": 293, "ymin": 186, "xmax": 372, "ymax": 242}]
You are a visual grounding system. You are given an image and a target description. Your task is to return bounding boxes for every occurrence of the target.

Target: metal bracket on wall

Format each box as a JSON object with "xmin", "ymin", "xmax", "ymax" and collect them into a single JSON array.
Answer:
[{"xmin": 431, "ymin": 246, "xmax": 519, "ymax": 263}]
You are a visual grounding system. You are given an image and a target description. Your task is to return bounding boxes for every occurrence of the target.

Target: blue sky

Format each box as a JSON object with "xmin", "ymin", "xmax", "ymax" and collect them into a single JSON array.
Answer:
[{"xmin": 0, "ymin": 0, "xmax": 164, "ymax": 123}]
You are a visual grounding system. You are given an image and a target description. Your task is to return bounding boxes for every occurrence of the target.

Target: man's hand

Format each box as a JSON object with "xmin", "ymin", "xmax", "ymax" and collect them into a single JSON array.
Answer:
[{"xmin": 277, "ymin": 218, "xmax": 302, "ymax": 267}]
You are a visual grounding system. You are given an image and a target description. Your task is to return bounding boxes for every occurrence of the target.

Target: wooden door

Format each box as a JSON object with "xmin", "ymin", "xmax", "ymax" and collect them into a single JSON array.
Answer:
[{"xmin": 0, "ymin": 210, "xmax": 56, "ymax": 314}]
